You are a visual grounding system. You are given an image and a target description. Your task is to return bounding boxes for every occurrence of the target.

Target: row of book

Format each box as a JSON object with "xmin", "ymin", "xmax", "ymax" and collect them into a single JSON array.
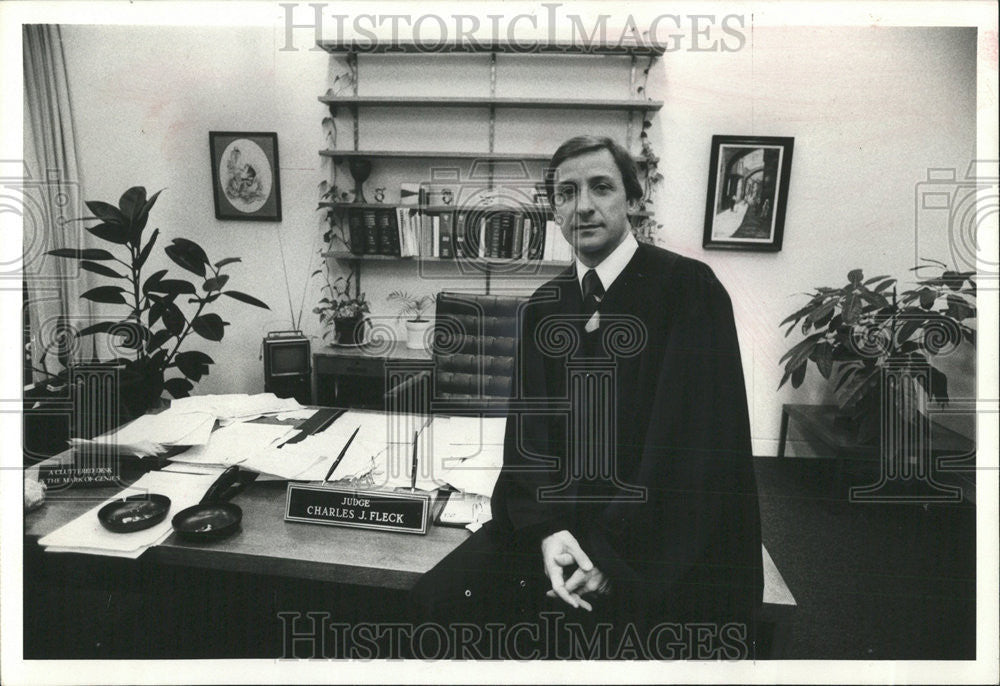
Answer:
[{"xmin": 345, "ymin": 207, "xmax": 574, "ymax": 262}]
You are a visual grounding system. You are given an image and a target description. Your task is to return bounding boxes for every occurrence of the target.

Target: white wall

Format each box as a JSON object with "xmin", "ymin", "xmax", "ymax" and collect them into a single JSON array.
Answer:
[
  {"xmin": 59, "ymin": 24, "xmax": 977, "ymax": 454},
  {"xmin": 653, "ymin": 26, "xmax": 977, "ymax": 453}
]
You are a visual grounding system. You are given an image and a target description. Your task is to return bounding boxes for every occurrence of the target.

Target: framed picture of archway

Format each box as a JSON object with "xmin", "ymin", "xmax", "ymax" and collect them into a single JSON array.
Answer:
[{"xmin": 703, "ymin": 135, "xmax": 794, "ymax": 251}]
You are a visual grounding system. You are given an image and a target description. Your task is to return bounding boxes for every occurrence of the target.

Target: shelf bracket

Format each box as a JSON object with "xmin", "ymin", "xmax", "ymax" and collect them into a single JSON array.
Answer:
[
  {"xmin": 488, "ymin": 52, "xmax": 497, "ymax": 154},
  {"xmin": 348, "ymin": 51, "xmax": 360, "ymax": 150},
  {"xmin": 627, "ymin": 55, "xmax": 637, "ymax": 152},
  {"xmin": 626, "ymin": 108, "xmax": 634, "ymax": 151}
]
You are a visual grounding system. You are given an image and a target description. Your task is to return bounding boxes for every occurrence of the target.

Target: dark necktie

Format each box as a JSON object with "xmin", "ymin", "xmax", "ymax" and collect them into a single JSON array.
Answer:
[{"xmin": 582, "ymin": 268, "xmax": 605, "ymax": 318}]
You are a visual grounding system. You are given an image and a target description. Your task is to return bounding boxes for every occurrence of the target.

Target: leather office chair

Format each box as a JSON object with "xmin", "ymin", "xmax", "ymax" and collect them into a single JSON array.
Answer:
[{"xmin": 386, "ymin": 291, "xmax": 526, "ymax": 415}]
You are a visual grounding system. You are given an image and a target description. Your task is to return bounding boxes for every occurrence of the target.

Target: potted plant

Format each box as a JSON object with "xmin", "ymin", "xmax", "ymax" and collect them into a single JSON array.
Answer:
[
  {"xmin": 40, "ymin": 186, "xmax": 269, "ymax": 425},
  {"xmin": 387, "ymin": 291, "xmax": 435, "ymax": 350},
  {"xmin": 314, "ymin": 267, "xmax": 370, "ymax": 345},
  {"xmin": 778, "ymin": 260, "xmax": 976, "ymax": 443}
]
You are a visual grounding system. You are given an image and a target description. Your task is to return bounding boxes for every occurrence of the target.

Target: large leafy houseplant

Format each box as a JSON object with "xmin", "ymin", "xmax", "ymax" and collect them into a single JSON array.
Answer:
[
  {"xmin": 43, "ymin": 186, "xmax": 269, "ymax": 419},
  {"xmin": 779, "ymin": 260, "xmax": 976, "ymax": 443}
]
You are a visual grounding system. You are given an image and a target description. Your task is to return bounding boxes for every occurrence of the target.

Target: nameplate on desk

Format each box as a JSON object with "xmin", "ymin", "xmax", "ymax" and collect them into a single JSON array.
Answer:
[{"xmin": 284, "ymin": 484, "xmax": 431, "ymax": 535}]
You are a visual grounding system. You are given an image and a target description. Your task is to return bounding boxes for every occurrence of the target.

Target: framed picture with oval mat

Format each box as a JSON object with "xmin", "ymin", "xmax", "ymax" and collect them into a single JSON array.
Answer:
[{"xmin": 209, "ymin": 131, "xmax": 282, "ymax": 221}]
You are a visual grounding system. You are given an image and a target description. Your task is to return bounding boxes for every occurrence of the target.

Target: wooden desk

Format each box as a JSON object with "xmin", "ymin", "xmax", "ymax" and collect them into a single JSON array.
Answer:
[
  {"xmin": 24, "ymin": 409, "xmax": 797, "ymax": 658},
  {"xmin": 312, "ymin": 341, "xmax": 431, "ymax": 410},
  {"xmin": 27, "ymin": 470, "xmax": 793, "ymax": 600}
]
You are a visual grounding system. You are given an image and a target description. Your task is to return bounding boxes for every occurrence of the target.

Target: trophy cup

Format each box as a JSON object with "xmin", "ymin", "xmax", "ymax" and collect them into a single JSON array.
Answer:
[{"xmin": 348, "ymin": 158, "xmax": 372, "ymax": 204}]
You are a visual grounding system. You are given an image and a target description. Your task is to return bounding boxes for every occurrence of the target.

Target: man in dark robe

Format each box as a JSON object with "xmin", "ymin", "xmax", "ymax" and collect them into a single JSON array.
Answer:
[{"xmin": 410, "ymin": 136, "xmax": 762, "ymax": 659}]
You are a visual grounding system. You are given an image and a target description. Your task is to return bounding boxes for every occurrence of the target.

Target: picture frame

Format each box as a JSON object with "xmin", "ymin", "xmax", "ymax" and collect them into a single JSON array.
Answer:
[
  {"xmin": 703, "ymin": 135, "xmax": 794, "ymax": 251},
  {"xmin": 209, "ymin": 131, "xmax": 282, "ymax": 221}
]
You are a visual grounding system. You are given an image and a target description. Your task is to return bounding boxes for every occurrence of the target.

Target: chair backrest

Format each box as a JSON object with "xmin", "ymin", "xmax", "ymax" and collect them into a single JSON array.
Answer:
[{"xmin": 431, "ymin": 292, "xmax": 525, "ymax": 407}]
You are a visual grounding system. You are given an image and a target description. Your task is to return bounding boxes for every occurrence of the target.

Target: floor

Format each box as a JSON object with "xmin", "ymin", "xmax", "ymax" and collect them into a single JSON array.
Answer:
[
  {"xmin": 754, "ymin": 456, "xmax": 977, "ymax": 659},
  {"xmin": 23, "ymin": 454, "xmax": 977, "ymax": 661}
]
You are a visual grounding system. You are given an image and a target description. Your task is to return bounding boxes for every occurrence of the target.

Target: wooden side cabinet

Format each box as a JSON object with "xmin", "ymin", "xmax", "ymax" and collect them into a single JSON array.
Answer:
[{"xmin": 313, "ymin": 341, "xmax": 431, "ymax": 410}]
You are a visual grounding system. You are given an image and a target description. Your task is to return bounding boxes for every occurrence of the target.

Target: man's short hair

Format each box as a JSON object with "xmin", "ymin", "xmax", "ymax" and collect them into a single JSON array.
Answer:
[{"xmin": 545, "ymin": 136, "xmax": 644, "ymax": 205}]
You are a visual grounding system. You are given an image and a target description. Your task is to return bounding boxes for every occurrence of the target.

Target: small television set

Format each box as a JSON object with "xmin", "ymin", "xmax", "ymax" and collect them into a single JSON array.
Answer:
[{"xmin": 263, "ymin": 330, "xmax": 311, "ymax": 404}]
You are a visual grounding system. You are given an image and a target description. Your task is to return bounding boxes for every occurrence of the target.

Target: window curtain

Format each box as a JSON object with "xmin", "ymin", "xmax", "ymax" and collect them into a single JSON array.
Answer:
[{"xmin": 22, "ymin": 24, "xmax": 88, "ymax": 384}]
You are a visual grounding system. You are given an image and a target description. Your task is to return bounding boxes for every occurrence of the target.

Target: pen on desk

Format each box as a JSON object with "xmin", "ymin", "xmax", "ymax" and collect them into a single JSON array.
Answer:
[
  {"xmin": 324, "ymin": 426, "xmax": 360, "ymax": 482},
  {"xmin": 410, "ymin": 430, "xmax": 419, "ymax": 491}
]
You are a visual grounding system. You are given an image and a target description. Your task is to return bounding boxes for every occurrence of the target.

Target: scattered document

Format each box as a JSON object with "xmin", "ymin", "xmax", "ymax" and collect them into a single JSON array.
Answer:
[
  {"xmin": 168, "ymin": 422, "xmax": 293, "ymax": 467},
  {"xmin": 293, "ymin": 433, "xmax": 382, "ymax": 482},
  {"xmin": 107, "ymin": 411, "xmax": 216, "ymax": 446},
  {"xmin": 275, "ymin": 408, "xmax": 318, "ymax": 421},
  {"xmin": 370, "ymin": 438, "xmax": 445, "ymax": 491},
  {"xmin": 434, "ymin": 416, "xmax": 507, "ymax": 465},
  {"xmin": 68, "ymin": 437, "xmax": 164, "ymax": 458},
  {"xmin": 161, "ymin": 463, "xmax": 227, "ymax": 476},
  {"xmin": 430, "ymin": 416, "xmax": 506, "ymax": 497},
  {"xmin": 438, "ymin": 492, "xmax": 493, "ymax": 532},
  {"xmin": 39, "ymin": 471, "xmax": 219, "ymax": 558},
  {"xmin": 168, "ymin": 393, "xmax": 303, "ymax": 423},
  {"xmin": 70, "ymin": 410, "xmax": 217, "ymax": 457},
  {"xmin": 239, "ymin": 440, "xmax": 329, "ymax": 480}
]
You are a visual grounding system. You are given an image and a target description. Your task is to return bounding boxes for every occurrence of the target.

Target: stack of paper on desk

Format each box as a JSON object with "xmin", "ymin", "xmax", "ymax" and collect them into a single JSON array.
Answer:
[
  {"xmin": 432, "ymin": 416, "xmax": 506, "ymax": 497},
  {"xmin": 237, "ymin": 412, "xmax": 409, "ymax": 482},
  {"xmin": 71, "ymin": 393, "xmax": 302, "ymax": 458},
  {"xmin": 111, "ymin": 410, "xmax": 216, "ymax": 445},
  {"xmin": 39, "ymin": 471, "xmax": 219, "ymax": 559},
  {"xmin": 364, "ymin": 415, "xmax": 504, "ymax": 494},
  {"xmin": 439, "ymin": 492, "xmax": 493, "ymax": 532},
  {"xmin": 168, "ymin": 393, "xmax": 303, "ymax": 424},
  {"xmin": 168, "ymin": 421, "xmax": 293, "ymax": 467},
  {"xmin": 70, "ymin": 411, "xmax": 216, "ymax": 457}
]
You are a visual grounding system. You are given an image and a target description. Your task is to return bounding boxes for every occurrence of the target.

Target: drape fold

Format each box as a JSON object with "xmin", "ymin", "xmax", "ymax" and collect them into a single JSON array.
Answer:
[{"xmin": 23, "ymin": 24, "xmax": 88, "ymax": 382}]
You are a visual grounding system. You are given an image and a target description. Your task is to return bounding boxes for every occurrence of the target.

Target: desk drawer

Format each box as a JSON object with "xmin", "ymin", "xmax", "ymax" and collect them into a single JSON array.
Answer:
[{"xmin": 314, "ymin": 354, "xmax": 384, "ymax": 377}]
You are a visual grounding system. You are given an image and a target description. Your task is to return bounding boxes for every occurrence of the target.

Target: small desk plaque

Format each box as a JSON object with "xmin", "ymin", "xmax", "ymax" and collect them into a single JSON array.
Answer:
[{"xmin": 285, "ymin": 484, "xmax": 431, "ymax": 535}]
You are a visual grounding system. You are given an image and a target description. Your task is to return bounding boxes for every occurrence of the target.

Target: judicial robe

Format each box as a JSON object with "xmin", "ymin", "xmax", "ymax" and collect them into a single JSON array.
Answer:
[{"xmin": 411, "ymin": 243, "xmax": 763, "ymax": 636}]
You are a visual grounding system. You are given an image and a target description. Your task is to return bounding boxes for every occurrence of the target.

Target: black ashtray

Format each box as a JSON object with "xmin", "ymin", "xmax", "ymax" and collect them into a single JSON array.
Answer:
[{"xmin": 97, "ymin": 494, "xmax": 171, "ymax": 533}]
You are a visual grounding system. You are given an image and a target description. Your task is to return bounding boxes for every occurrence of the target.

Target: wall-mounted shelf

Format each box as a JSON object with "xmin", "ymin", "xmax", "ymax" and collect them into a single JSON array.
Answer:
[
  {"xmin": 319, "ymin": 149, "xmax": 650, "ymax": 164},
  {"xmin": 320, "ymin": 149, "xmax": 546, "ymax": 162},
  {"xmin": 318, "ymin": 201, "xmax": 652, "ymax": 218},
  {"xmin": 323, "ymin": 250, "xmax": 571, "ymax": 268},
  {"xmin": 317, "ymin": 40, "xmax": 666, "ymax": 56},
  {"xmin": 319, "ymin": 95, "xmax": 662, "ymax": 112},
  {"xmin": 317, "ymin": 40, "xmax": 661, "ymax": 296}
]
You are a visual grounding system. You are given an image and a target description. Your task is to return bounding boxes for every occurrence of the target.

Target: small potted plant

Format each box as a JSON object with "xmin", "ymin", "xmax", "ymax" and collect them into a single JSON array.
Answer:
[
  {"xmin": 779, "ymin": 260, "xmax": 976, "ymax": 443},
  {"xmin": 314, "ymin": 267, "xmax": 370, "ymax": 345},
  {"xmin": 387, "ymin": 291, "xmax": 435, "ymax": 350}
]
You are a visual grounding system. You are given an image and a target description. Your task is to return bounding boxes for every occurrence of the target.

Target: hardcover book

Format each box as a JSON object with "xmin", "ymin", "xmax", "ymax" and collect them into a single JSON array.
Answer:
[
  {"xmin": 486, "ymin": 212, "xmax": 502, "ymax": 258},
  {"xmin": 454, "ymin": 212, "xmax": 468, "ymax": 258},
  {"xmin": 438, "ymin": 211, "xmax": 454, "ymax": 258},
  {"xmin": 526, "ymin": 215, "xmax": 544, "ymax": 260},
  {"xmin": 361, "ymin": 209, "xmax": 379, "ymax": 254},
  {"xmin": 347, "ymin": 209, "xmax": 367, "ymax": 255},
  {"xmin": 376, "ymin": 208, "xmax": 401, "ymax": 256},
  {"xmin": 498, "ymin": 211, "xmax": 516, "ymax": 258},
  {"xmin": 512, "ymin": 214, "xmax": 525, "ymax": 259}
]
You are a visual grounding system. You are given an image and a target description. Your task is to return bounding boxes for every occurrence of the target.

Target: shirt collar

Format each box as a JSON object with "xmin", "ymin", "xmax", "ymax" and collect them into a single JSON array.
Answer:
[{"xmin": 575, "ymin": 232, "xmax": 639, "ymax": 294}]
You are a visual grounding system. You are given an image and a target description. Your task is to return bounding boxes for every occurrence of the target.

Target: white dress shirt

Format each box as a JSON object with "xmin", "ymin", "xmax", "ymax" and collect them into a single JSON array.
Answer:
[{"xmin": 575, "ymin": 232, "xmax": 639, "ymax": 332}]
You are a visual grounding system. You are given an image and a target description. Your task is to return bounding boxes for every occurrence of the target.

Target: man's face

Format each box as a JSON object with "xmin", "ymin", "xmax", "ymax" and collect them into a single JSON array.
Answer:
[{"xmin": 552, "ymin": 148, "xmax": 636, "ymax": 267}]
